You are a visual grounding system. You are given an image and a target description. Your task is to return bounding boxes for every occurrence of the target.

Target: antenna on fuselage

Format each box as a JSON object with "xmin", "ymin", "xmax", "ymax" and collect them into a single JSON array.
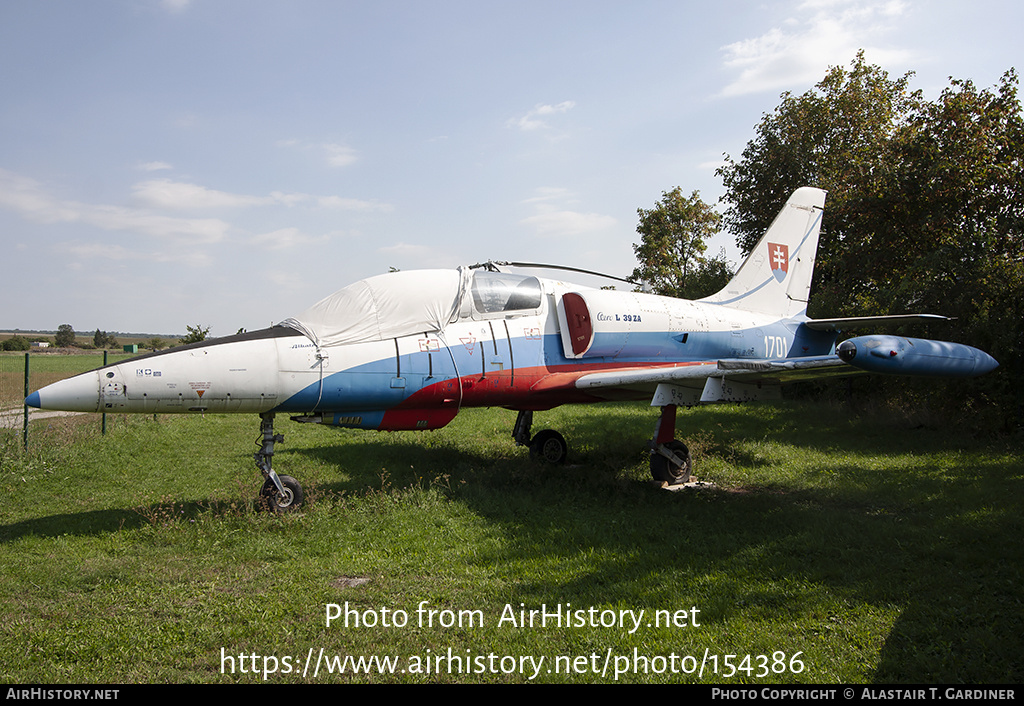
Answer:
[{"xmin": 471, "ymin": 260, "xmax": 637, "ymax": 286}]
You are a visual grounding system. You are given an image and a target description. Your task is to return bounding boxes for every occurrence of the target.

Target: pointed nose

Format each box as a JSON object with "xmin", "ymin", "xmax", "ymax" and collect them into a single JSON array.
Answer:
[{"xmin": 25, "ymin": 371, "xmax": 101, "ymax": 412}]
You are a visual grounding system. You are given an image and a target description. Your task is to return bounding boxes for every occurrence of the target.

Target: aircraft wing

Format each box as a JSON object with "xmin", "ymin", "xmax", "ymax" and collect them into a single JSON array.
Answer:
[
  {"xmin": 570, "ymin": 331, "xmax": 997, "ymax": 405},
  {"xmin": 573, "ymin": 355, "xmax": 851, "ymax": 405}
]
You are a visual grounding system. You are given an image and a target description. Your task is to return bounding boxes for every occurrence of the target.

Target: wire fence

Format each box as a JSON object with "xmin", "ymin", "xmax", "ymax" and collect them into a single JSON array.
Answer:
[{"xmin": 0, "ymin": 351, "xmax": 137, "ymax": 447}]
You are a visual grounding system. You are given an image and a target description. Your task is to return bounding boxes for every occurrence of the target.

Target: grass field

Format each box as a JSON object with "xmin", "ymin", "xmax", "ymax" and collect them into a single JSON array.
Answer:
[{"xmin": 1, "ymin": 358, "xmax": 1021, "ymax": 683}]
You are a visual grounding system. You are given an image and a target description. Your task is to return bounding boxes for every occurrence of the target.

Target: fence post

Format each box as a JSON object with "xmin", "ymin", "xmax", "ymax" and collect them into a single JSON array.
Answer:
[
  {"xmin": 22, "ymin": 352, "xmax": 29, "ymax": 450},
  {"xmin": 102, "ymin": 350, "xmax": 108, "ymax": 435}
]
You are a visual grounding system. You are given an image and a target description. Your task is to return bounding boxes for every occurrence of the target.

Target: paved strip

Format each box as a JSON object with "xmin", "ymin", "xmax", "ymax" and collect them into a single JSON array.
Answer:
[{"xmin": 0, "ymin": 407, "xmax": 86, "ymax": 429}]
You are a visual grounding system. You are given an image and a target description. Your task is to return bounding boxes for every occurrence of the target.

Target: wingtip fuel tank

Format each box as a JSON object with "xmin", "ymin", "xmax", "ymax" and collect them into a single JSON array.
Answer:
[{"xmin": 836, "ymin": 335, "xmax": 998, "ymax": 377}]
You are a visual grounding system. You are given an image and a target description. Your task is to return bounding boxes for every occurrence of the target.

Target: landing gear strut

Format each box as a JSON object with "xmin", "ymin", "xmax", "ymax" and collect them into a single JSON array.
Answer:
[
  {"xmin": 649, "ymin": 404, "xmax": 692, "ymax": 485},
  {"xmin": 513, "ymin": 410, "xmax": 568, "ymax": 464},
  {"xmin": 254, "ymin": 412, "xmax": 304, "ymax": 512}
]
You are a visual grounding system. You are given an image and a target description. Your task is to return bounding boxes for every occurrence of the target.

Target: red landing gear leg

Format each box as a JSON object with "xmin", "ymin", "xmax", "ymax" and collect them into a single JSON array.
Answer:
[{"xmin": 649, "ymin": 404, "xmax": 692, "ymax": 485}]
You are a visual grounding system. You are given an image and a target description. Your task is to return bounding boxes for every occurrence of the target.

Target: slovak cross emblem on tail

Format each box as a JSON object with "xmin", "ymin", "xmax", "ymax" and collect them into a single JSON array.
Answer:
[{"xmin": 769, "ymin": 242, "xmax": 789, "ymax": 282}]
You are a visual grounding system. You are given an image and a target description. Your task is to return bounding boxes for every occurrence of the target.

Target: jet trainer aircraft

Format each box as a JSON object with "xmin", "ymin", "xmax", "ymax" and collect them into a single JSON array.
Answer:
[{"xmin": 26, "ymin": 188, "xmax": 998, "ymax": 511}]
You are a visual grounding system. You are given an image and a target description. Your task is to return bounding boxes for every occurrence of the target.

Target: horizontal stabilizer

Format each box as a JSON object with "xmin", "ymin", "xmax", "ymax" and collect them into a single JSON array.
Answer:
[{"xmin": 804, "ymin": 314, "xmax": 949, "ymax": 331}]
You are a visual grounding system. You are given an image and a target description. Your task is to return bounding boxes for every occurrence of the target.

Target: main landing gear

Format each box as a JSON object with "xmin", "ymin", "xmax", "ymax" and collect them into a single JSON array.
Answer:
[
  {"xmin": 649, "ymin": 404, "xmax": 692, "ymax": 485},
  {"xmin": 512, "ymin": 406, "xmax": 692, "ymax": 484},
  {"xmin": 513, "ymin": 410, "xmax": 569, "ymax": 464},
  {"xmin": 254, "ymin": 412, "xmax": 305, "ymax": 512}
]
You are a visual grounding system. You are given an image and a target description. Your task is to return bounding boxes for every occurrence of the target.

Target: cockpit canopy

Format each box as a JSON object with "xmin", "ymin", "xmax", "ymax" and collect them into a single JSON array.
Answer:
[
  {"xmin": 469, "ymin": 270, "xmax": 542, "ymax": 315},
  {"xmin": 280, "ymin": 268, "xmax": 543, "ymax": 347}
]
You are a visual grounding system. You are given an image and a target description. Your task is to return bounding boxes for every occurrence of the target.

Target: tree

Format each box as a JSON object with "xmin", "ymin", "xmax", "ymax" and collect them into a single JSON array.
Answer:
[
  {"xmin": 717, "ymin": 53, "xmax": 1024, "ymax": 425},
  {"xmin": 867, "ymin": 70, "xmax": 1024, "ymax": 422},
  {"xmin": 55, "ymin": 324, "xmax": 75, "ymax": 348},
  {"xmin": 92, "ymin": 329, "xmax": 117, "ymax": 349},
  {"xmin": 1, "ymin": 335, "xmax": 29, "ymax": 351},
  {"xmin": 629, "ymin": 188, "xmax": 732, "ymax": 299},
  {"xmin": 716, "ymin": 51, "xmax": 922, "ymax": 317},
  {"xmin": 147, "ymin": 337, "xmax": 167, "ymax": 352},
  {"xmin": 179, "ymin": 324, "xmax": 210, "ymax": 345}
]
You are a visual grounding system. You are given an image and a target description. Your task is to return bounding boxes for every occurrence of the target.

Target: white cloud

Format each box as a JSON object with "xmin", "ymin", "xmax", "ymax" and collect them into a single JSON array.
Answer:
[
  {"xmin": 697, "ymin": 159, "xmax": 728, "ymax": 172},
  {"xmin": 263, "ymin": 269, "xmax": 318, "ymax": 293},
  {"xmin": 251, "ymin": 227, "xmax": 329, "ymax": 250},
  {"xmin": 322, "ymin": 143, "xmax": 358, "ymax": 167},
  {"xmin": 373, "ymin": 242, "xmax": 461, "ymax": 270},
  {"xmin": 519, "ymin": 187, "xmax": 616, "ymax": 237},
  {"xmin": 132, "ymin": 179, "xmax": 270, "ymax": 210},
  {"xmin": 316, "ymin": 195, "xmax": 393, "ymax": 212},
  {"xmin": 507, "ymin": 101, "xmax": 576, "ymax": 131},
  {"xmin": 521, "ymin": 210, "xmax": 617, "ymax": 236},
  {"xmin": 278, "ymin": 139, "xmax": 359, "ymax": 168},
  {"xmin": 138, "ymin": 161, "xmax": 173, "ymax": 172},
  {"xmin": 719, "ymin": 0, "xmax": 912, "ymax": 97},
  {"xmin": 160, "ymin": 0, "xmax": 192, "ymax": 13},
  {"xmin": 79, "ymin": 206, "xmax": 229, "ymax": 242},
  {"xmin": 521, "ymin": 186, "xmax": 573, "ymax": 204},
  {"xmin": 0, "ymin": 167, "xmax": 394, "ymax": 273},
  {"xmin": 62, "ymin": 241, "xmax": 213, "ymax": 267},
  {"xmin": 131, "ymin": 179, "xmax": 391, "ymax": 212},
  {"xmin": 377, "ymin": 242, "xmax": 434, "ymax": 258},
  {"xmin": 0, "ymin": 168, "xmax": 229, "ymax": 243}
]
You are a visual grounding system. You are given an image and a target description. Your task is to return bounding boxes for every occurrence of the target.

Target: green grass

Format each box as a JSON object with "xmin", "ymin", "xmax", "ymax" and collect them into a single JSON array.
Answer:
[{"xmin": 1, "ymin": 399, "xmax": 1021, "ymax": 683}]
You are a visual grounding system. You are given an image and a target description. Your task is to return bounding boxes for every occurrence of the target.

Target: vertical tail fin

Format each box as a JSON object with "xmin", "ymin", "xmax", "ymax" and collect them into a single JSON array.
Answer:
[{"xmin": 699, "ymin": 187, "xmax": 826, "ymax": 318}]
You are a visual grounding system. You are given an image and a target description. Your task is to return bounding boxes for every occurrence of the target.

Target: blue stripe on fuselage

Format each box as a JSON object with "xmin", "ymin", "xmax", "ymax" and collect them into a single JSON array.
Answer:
[{"xmin": 274, "ymin": 321, "xmax": 836, "ymax": 414}]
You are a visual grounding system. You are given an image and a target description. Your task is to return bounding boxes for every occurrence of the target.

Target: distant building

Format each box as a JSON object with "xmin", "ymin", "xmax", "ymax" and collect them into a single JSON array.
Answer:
[
  {"xmin": 30, "ymin": 341, "xmax": 49, "ymax": 348},
  {"xmin": 123, "ymin": 344, "xmax": 139, "ymax": 353}
]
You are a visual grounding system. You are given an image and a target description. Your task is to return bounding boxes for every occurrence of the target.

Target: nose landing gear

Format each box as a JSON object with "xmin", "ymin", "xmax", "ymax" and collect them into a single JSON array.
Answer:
[{"xmin": 254, "ymin": 412, "xmax": 305, "ymax": 512}]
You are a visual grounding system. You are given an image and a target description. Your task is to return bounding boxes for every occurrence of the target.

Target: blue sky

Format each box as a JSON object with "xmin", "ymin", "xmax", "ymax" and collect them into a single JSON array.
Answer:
[{"xmin": 2, "ymin": 0, "xmax": 1020, "ymax": 335}]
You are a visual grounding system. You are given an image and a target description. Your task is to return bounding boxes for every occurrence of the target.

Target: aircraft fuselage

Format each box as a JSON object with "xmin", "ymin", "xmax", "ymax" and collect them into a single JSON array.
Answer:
[{"xmin": 28, "ymin": 283, "xmax": 837, "ymax": 431}]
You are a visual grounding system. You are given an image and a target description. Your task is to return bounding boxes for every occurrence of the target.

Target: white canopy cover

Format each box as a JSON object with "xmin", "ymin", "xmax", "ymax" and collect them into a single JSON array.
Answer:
[{"xmin": 280, "ymin": 268, "xmax": 468, "ymax": 348}]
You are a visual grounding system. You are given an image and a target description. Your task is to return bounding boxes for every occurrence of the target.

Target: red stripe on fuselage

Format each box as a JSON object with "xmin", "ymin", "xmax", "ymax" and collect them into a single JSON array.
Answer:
[{"xmin": 394, "ymin": 361, "xmax": 705, "ymax": 412}]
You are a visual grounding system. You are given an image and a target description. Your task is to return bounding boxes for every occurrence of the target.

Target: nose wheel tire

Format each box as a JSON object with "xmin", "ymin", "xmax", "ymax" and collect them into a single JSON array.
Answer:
[{"xmin": 259, "ymin": 475, "xmax": 304, "ymax": 512}]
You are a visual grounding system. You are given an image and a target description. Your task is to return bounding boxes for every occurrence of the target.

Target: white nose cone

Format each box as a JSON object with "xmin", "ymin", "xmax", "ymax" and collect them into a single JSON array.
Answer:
[{"xmin": 25, "ymin": 371, "xmax": 101, "ymax": 412}]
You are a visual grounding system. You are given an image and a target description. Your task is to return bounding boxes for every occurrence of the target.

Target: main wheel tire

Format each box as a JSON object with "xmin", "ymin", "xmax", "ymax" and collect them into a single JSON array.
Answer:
[
  {"xmin": 529, "ymin": 429, "xmax": 568, "ymax": 464},
  {"xmin": 259, "ymin": 475, "xmax": 304, "ymax": 512},
  {"xmin": 650, "ymin": 440, "xmax": 691, "ymax": 484}
]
